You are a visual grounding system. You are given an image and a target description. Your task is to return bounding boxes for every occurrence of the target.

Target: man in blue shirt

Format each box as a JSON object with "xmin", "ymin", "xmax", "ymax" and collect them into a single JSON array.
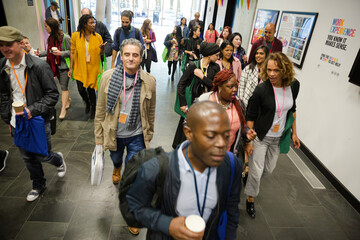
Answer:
[{"xmin": 111, "ymin": 10, "xmax": 144, "ymax": 68}]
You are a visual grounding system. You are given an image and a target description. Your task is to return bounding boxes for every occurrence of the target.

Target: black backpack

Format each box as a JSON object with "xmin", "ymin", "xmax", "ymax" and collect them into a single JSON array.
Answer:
[
  {"xmin": 119, "ymin": 147, "xmax": 169, "ymax": 228},
  {"xmin": 116, "ymin": 27, "xmax": 141, "ymax": 46}
]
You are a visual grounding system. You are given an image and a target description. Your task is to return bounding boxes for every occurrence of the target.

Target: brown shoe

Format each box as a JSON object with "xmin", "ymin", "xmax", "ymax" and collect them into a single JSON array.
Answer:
[
  {"xmin": 112, "ymin": 167, "xmax": 121, "ymax": 185},
  {"xmin": 128, "ymin": 227, "xmax": 140, "ymax": 235}
]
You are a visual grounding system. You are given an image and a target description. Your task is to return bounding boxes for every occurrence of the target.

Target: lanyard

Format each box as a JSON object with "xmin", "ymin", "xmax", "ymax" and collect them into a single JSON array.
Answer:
[
  {"xmin": 201, "ymin": 59, "xmax": 208, "ymax": 77},
  {"xmin": 185, "ymin": 147, "xmax": 210, "ymax": 217},
  {"xmin": 122, "ymin": 69, "xmax": 138, "ymax": 108},
  {"xmin": 263, "ymin": 38, "xmax": 275, "ymax": 53},
  {"xmin": 11, "ymin": 61, "xmax": 28, "ymax": 99},
  {"xmin": 272, "ymin": 85, "xmax": 285, "ymax": 119}
]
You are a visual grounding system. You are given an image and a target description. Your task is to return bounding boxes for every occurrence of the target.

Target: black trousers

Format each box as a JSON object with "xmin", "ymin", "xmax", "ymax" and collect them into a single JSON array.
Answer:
[
  {"xmin": 167, "ymin": 61, "xmax": 177, "ymax": 75},
  {"xmin": 141, "ymin": 49, "xmax": 152, "ymax": 73},
  {"xmin": 76, "ymin": 80, "xmax": 96, "ymax": 106}
]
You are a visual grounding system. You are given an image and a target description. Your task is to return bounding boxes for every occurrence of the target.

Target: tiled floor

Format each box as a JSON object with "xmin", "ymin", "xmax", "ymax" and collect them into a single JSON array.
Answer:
[{"xmin": 1, "ymin": 41, "xmax": 360, "ymax": 240}]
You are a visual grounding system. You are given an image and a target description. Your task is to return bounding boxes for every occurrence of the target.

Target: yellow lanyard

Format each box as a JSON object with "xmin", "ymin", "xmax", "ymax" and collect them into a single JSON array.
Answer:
[{"xmin": 11, "ymin": 61, "xmax": 28, "ymax": 99}]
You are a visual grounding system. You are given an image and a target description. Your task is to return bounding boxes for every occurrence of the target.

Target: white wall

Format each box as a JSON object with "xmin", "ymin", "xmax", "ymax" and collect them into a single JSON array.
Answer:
[
  {"xmin": 214, "ymin": 0, "xmax": 228, "ymax": 31},
  {"xmin": 232, "ymin": 0, "xmax": 258, "ymax": 51},
  {"xmin": 204, "ymin": 0, "xmax": 216, "ymax": 32},
  {"xmin": 249, "ymin": 0, "xmax": 360, "ymax": 200},
  {"xmin": 3, "ymin": 0, "xmax": 41, "ymax": 49}
]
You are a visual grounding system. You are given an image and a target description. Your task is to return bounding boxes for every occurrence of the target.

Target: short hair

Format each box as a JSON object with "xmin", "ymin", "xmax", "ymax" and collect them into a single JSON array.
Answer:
[
  {"xmin": 119, "ymin": 38, "xmax": 144, "ymax": 57},
  {"xmin": 194, "ymin": 12, "xmax": 200, "ymax": 17},
  {"xmin": 260, "ymin": 52, "xmax": 295, "ymax": 86},
  {"xmin": 121, "ymin": 10, "xmax": 133, "ymax": 21},
  {"xmin": 81, "ymin": 7, "xmax": 93, "ymax": 16},
  {"xmin": 23, "ymin": 36, "xmax": 29, "ymax": 40}
]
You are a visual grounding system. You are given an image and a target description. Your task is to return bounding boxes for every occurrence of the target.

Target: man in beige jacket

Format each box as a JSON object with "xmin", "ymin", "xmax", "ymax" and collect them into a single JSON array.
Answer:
[{"xmin": 94, "ymin": 38, "xmax": 156, "ymax": 187}]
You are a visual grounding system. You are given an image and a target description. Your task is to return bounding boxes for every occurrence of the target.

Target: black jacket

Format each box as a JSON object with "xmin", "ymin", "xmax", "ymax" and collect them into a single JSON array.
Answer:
[
  {"xmin": 95, "ymin": 20, "xmax": 113, "ymax": 57},
  {"xmin": 0, "ymin": 54, "xmax": 59, "ymax": 124},
  {"xmin": 188, "ymin": 19, "xmax": 204, "ymax": 36},
  {"xmin": 177, "ymin": 60, "xmax": 220, "ymax": 106},
  {"xmin": 127, "ymin": 144, "xmax": 242, "ymax": 239},
  {"xmin": 246, "ymin": 79, "xmax": 300, "ymax": 140}
]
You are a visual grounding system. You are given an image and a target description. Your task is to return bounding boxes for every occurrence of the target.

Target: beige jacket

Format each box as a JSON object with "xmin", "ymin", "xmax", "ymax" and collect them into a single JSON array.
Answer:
[{"xmin": 94, "ymin": 68, "xmax": 156, "ymax": 151}]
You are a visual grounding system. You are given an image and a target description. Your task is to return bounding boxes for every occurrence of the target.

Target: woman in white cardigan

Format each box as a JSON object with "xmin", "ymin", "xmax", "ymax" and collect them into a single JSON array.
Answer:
[{"xmin": 239, "ymin": 45, "xmax": 269, "ymax": 107}]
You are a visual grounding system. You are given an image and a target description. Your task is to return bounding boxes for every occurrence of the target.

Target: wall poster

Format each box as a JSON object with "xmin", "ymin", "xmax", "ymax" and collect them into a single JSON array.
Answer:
[
  {"xmin": 277, "ymin": 11, "xmax": 318, "ymax": 69},
  {"xmin": 251, "ymin": 9, "xmax": 279, "ymax": 44}
]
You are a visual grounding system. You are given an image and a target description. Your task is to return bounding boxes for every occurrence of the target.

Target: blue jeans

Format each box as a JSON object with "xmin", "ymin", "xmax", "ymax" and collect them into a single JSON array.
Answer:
[
  {"xmin": 17, "ymin": 122, "xmax": 63, "ymax": 190},
  {"xmin": 110, "ymin": 134, "xmax": 146, "ymax": 169}
]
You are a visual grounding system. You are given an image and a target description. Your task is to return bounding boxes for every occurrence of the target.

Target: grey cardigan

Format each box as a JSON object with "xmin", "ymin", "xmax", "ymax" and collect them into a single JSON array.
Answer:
[{"xmin": 39, "ymin": 33, "xmax": 70, "ymax": 70}]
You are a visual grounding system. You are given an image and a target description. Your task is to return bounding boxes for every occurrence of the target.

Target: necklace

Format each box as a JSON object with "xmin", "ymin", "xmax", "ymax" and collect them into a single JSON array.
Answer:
[{"xmin": 215, "ymin": 92, "xmax": 231, "ymax": 110}]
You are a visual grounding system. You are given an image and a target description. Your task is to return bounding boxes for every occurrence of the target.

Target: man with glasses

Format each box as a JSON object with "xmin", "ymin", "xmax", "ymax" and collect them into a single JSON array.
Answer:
[{"xmin": 111, "ymin": 10, "xmax": 144, "ymax": 68}]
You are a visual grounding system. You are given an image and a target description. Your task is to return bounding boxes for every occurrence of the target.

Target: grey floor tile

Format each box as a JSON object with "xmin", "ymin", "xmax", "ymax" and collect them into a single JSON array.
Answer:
[
  {"xmin": 64, "ymin": 201, "xmax": 114, "ymax": 240},
  {"xmin": 0, "ymin": 197, "xmax": 37, "ymax": 239},
  {"xmin": 71, "ymin": 130, "xmax": 95, "ymax": 152},
  {"xmin": 28, "ymin": 197, "xmax": 76, "ymax": 222},
  {"xmin": 0, "ymin": 147, "xmax": 26, "ymax": 178},
  {"xmin": 61, "ymin": 151, "xmax": 91, "ymax": 181},
  {"xmin": 0, "ymin": 177, "xmax": 15, "ymax": 196},
  {"xmin": 15, "ymin": 222, "xmax": 68, "ymax": 240},
  {"xmin": 109, "ymin": 226, "xmax": 146, "ymax": 240},
  {"xmin": 44, "ymin": 179, "xmax": 87, "ymax": 201},
  {"xmin": 271, "ymin": 227, "xmax": 311, "ymax": 240}
]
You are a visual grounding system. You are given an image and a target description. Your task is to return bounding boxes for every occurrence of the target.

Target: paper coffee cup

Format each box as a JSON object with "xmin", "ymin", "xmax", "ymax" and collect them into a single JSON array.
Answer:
[
  {"xmin": 12, "ymin": 101, "xmax": 24, "ymax": 113},
  {"xmin": 51, "ymin": 47, "xmax": 58, "ymax": 52},
  {"xmin": 185, "ymin": 215, "xmax": 205, "ymax": 233}
]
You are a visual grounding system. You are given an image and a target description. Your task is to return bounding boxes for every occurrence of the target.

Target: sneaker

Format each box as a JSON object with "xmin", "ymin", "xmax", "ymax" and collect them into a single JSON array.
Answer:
[
  {"xmin": 56, "ymin": 152, "xmax": 66, "ymax": 178},
  {"xmin": 0, "ymin": 150, "xmax": 9, "ymax": 172},
  {"xmin": 27, "ymin": 187, "xmax": 45, "ymax": 202}
]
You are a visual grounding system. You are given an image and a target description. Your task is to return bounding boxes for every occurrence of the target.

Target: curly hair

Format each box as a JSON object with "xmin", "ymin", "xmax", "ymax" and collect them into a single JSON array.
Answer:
[
  {"xmin": 260, "ymin": 52, "xmax": 295, "ymax": 86},
  {"xmin": 219, "ymin": 26, "xmax": 232, "ymax": 40},
  {"xmin": 211, "ymin": 69, "xmax": 246, "ymax": 131},
  {"xmin": 45, "ymin": 18, "xmax": 63, "ymax": 45},
  {"xmin": 77, "ymin": 14, "xmax": 95, "ymax": 37}
]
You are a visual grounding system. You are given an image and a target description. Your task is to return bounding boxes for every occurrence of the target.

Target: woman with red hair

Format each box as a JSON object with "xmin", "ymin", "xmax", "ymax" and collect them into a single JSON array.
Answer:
[
  {"xmin": 216, "ymin": 26, "xmax": 232, "ymax": 46},
  {"xmin": 197, "ymin": 69, "xmax": 256, "ymax": 152}
]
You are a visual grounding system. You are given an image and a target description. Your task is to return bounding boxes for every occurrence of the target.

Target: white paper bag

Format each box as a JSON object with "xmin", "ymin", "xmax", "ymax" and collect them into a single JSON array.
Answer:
[{"xmin": 91, "ymin": 145, "xmax": 105, "ymax": 186}]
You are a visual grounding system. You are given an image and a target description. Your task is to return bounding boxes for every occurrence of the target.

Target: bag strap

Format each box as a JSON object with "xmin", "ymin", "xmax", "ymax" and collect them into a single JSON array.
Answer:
[
  {"xmin": 62, "ymin": 35, "xmax": 66, "ymax": 51},
  {"xmin": 103, "ymin": 54, "xmax": 107, "ymax": 71}
]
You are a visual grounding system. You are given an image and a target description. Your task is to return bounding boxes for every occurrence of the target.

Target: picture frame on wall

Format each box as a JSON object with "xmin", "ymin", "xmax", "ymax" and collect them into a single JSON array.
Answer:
[
  {"xmin": 277, "ymin": 11, "xmax": 318, "ymax": 69},
  {"xmin": 251, "ymin": 9, "xmax": 280, "ymax": 44}
]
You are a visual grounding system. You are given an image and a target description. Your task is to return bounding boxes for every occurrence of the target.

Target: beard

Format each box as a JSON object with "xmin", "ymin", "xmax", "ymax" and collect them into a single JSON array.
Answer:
[{"xmin": 122, "ymin": 25, "xmax": 131, "ymax": 34}]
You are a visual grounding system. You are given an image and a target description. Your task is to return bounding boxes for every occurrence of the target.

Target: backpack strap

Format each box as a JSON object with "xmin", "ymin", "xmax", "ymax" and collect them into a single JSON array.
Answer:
[
  {"xmin": 153, "ymin": 147, "xmax": 169, "ymax": 207},
  {"xmin": 116, "ymin": 27, "xmax": 121, "ymax": 49},
  {"xmin": 226, "ymin": 152, "xmax": 235, "ymax": 199}
]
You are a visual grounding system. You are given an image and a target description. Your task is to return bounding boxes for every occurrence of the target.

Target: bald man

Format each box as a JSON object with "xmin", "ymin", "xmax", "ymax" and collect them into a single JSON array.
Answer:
[
  {"xmin": 126, "ymin": 101, "xmax": 242, "ymax": 240},
  {"xmin": 248, "ymin": 23, "xmax": 283, "ymax": 63}
]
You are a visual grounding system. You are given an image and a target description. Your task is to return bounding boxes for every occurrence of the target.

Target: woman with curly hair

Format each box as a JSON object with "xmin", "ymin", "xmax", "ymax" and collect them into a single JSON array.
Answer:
[
  {"xmin": 244, "ymin": 52, "xmax": 300, "ymax": 218},
  {"xmin": 216, "ymin": 26, "xmax": 232, "ymax": 46},
  {"xmin": 141, "ymin": 19, "xmax": 156, "ymax": 73},
  {"xmin": 37, "ymin": 17, "xmax": 71, "ymax": 119},
  {"xmin": 68, "ymin": 14, "xmax": 106, "ymax": 119}
]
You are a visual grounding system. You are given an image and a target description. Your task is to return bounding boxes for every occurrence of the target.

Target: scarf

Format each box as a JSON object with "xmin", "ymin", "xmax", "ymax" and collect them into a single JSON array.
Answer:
[
  {"xmin": 106, "ymin": 62, "xmax": 142, "ymax": 130},
  {"xmin": 47, "ymin": 36, "xmax": 60, "ymax": 77}
]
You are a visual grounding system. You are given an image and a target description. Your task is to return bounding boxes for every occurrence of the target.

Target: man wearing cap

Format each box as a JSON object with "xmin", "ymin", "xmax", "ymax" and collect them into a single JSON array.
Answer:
[
  {"xmin": 45, "ymin": 1, "xmax": 64, "ymax": 23},
  {"xmin": 126, "ymin": 101, "xmax": 242, "ymax": 239},
  {"xmin": 0, "ymin": 26, "xmax": 66, "ymax": 202},
  {"xmin": 173, "ymin": 42, "xmax": 221, "ymax": 148}
]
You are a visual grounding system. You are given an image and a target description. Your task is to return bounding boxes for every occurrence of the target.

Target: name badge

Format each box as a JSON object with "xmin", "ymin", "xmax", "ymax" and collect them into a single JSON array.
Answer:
[
  {"xmin": 118, "ymin": 112, "xmax": 128, "ymax": 124},
  {"xmin": 86, "ymin": 55, "xmax": 91, "ymax": 63},
  {"xmin": 273, "ymin": 124, "xmax": 280, "ymax": 133}
]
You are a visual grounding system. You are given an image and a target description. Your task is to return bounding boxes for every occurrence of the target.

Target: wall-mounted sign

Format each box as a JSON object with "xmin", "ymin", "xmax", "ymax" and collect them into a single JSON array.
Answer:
[
  {"xmin": 27, "ymin": 0, "xmax": 33, "ymax": 6},
  {"xmin": 277, "ymin": 11, "xmax": 318, "ymax": 69},
  {"xmin": 251, "ymin": 9, "xmax": 279, "ymax": 44}
]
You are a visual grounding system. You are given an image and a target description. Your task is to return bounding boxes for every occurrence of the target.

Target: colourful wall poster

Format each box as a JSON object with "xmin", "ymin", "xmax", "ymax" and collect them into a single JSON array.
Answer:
[
  {"xmin": 251, "ymin": 9, "xmax": 279, "ymax": 44},
  {"xmin": 277, "ymin": 11, "xmax": 318, "ymax": 69}
]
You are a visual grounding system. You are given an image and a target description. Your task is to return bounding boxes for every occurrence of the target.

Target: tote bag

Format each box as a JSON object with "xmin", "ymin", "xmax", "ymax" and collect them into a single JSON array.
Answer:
[{"xmin": 14, "ymin": 111, "xmax": 49, "ymax": 156}]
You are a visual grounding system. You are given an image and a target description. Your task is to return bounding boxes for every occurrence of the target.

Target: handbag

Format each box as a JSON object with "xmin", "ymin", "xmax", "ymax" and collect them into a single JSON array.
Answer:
[
  {"xmin": 174, "ymin": 61, "xmax": 198, "ymax": 118},
  {"xmin": 162, "ymin": 47, "xmax": 168, "ymax": 63},
  {"xmin": 63, "ymin": 36, "xmax": 71, "ymax": 70},
  {"xmin": 150, "ymin": 44, "xmax": 158, "ymax": 62},
  {"xmin": 14, "ymin": 110, "xmax": 49, "ymax": 156},
  {"xmin": 91, "ymin": 145, "xmax": 105, "ymax": 186},
  {"xmin": 97, "ymin": 54, "xmax": 107, "ymax": 90},
  {"xmin": 181, "ymin": 39, "xmax": 189, "ymax": 72},
  {"xmin": 217, "ymin": 151, "xmax": 235, "ymax": 240}
]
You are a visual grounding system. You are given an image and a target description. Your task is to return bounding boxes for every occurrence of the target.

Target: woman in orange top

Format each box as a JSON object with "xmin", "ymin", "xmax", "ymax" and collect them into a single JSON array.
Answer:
[{"xmin": 68, "ymin": 14, "xmax": 106, "ymax": 119}]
